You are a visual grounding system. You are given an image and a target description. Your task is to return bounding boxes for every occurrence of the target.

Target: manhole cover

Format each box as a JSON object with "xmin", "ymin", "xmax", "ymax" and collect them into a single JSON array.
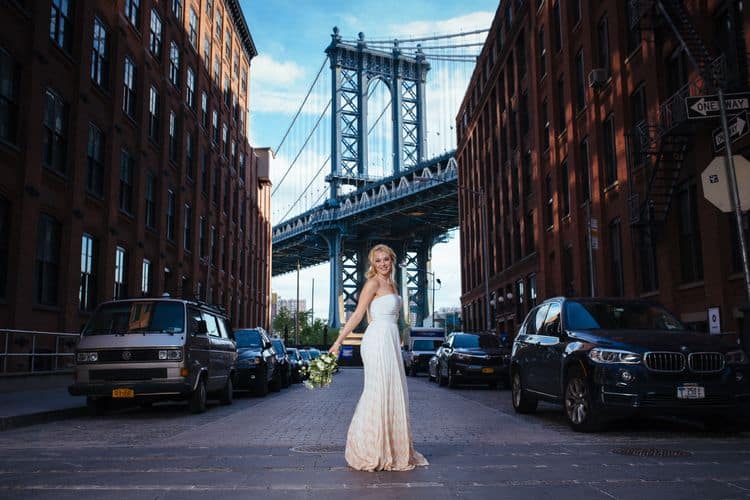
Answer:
[
  {"xmin": 291, "ymin": 445, "xmax": 345, "ymax": 454},
  {"xmin": 612, "ymin": 447, "xmax": 692, "ymax": 457}
]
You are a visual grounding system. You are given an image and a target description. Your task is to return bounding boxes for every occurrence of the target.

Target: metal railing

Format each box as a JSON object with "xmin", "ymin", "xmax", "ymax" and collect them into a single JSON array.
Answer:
[{"xmin": 0, "ymin": 329, "xmax": 79, "ymax": 376}]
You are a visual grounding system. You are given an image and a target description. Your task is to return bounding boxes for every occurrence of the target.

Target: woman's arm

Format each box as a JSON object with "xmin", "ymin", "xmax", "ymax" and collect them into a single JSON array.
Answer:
[{"xmin": 328, "ymin": 279, "xmax": 379, "ymax": 354}]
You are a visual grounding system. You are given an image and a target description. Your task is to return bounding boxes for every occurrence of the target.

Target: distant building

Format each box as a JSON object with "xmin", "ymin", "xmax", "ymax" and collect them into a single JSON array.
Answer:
[
  {"xmin": 457, "ymin": 1, "xmax": 748, "ymax": 335},
  {"xmin": 0, "ymin": 0, "xmax": 271, "ymax": 333}
]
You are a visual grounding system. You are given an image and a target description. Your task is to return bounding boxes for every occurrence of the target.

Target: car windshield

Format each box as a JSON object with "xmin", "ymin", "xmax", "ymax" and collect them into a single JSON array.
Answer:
[
  {"xmin": 272, "ymin": 340, "xmax": 285, "ymax": 352},
  {"xmin": 565, "ymin": 300, "xmax": 687, "ymax": 331},
  {"xmin": 299, "ymin": 351, "xmax": 311, "ymax": 360},
  {"xmin": 308, "ymin": 349, "xmax": 320, "ymax": 359},
  {"xmin": 234, "ymin": 329, "xmax": 263, "ymax": 348},
  {"xmin": 84, "ymin": 301, "xmax": 184, "ymax": 335},
  {"xmin": 453, "ymin": 335, "xmax": 500, "ymax": 348},
  {"xmin": 413, "ymin": 339, "xmax": 442, "ymax": 351},
  {"xmin": 286, "ymin": 349, "xmax": 299, "ymax": 359}
]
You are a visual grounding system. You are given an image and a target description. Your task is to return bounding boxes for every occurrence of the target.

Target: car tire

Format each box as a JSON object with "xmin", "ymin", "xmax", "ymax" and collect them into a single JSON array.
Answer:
[
  {"xmin": 254, "ymin": 371, "xmax": 269, "ymax": 397},
  {"xmin": 189, "ymin": 378, "xmax": 207, "ymax": 414},
  {"xmin": 447, "ymin": 367, "xmax": 458, "ymax": 389},
  {"xmin": 219, "ymin": 375, "xmax": 233, "ymax": 405},
  {"xmin": 283, "ymin": 369, "xmax": 291, "ymax": 388},
  {"xmin": 408, "ymin": 365, "xmax": 418, "ymax": 377},
  {"xmin": 270, "ymin": 372, "xmax": 282, "ymax": 392},
  {"xmin": 511, "ymin": 370, "xmax": 538, "ymax": 414},
  {"xmin": 438, "ymin": 363, "xmax": 448, "ymax": 387},
  {"xmin": 563, "ymin": 368, "xmax": 601, "ymax": 432},
  {"xmin": 428, "ymin": 371, "xmax": 436, "ymax": 382},
  {"xmin": 86, "ymin": 396, "xmax": 109, "ymax": 416}
]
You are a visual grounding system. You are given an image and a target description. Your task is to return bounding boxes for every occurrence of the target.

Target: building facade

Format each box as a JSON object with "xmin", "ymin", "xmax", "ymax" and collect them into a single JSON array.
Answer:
[
  {"xmin": 456, "ymin": 0, "xmax": 749, "ymax": 336},
  {"xmin": 0, "ymin": 0, "xmax": 271, "ymax": 336}
]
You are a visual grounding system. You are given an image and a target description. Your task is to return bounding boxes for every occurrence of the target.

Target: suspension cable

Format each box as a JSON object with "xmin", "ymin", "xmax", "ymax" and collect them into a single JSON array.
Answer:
[
  {"xmin": 345, "ymin": 28, "xmax": 489, "ymax": 45},
  {"xmin": 279, "ymin": 156, "xmax": 331, "ymax": 222}
]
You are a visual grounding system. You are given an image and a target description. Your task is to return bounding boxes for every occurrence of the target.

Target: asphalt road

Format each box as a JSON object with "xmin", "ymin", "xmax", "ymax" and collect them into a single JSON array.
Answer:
[{"xmin": 0, "ymin": 369, "xmax": 749, "ymax": 499}]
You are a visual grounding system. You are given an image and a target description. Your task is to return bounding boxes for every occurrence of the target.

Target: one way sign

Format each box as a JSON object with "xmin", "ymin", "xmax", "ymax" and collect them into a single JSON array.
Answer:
[
  {"xmin": 686, "ymin": 92, "xmax": 750, "ymax": 119},
  {"xmin": 713, "ymin": 111, "xmax": 750, "ymax": 152}
]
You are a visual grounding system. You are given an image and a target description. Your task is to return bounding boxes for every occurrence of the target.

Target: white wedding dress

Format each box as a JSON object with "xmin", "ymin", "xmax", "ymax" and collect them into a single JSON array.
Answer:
[{"xmin": 345, "ymin": 293, "xmax": 429, "ymax": 471}]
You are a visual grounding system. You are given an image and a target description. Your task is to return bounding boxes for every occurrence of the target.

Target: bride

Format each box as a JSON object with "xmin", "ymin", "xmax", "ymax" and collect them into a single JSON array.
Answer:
[{"xmin": 329, "ymin": 244, "xmax": 429, "ymax": 471}]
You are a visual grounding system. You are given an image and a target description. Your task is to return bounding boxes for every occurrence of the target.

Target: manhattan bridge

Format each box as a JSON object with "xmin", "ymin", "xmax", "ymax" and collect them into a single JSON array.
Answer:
[{"xmin": 271, "ymin": 27, "xmax": 487, "ymax": 328}]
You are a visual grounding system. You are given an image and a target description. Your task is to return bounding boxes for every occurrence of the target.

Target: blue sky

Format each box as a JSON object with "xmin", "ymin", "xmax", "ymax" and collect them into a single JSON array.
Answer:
[{"xmin": 239, "ymin": 0, "xmax": 499, "ymax": 323}]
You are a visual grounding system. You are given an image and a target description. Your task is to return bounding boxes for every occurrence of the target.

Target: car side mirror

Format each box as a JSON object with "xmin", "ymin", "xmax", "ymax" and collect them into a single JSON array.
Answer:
[
  {"xmin": 264, "ymin": 341, "xmax": 272, "ymax": 349},
  {"xmin": 194, "ymin": 320, "xmax": 208, "ymax": 335}
]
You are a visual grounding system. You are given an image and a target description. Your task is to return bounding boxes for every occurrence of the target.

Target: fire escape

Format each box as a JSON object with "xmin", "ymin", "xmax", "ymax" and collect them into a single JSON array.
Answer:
[{"xmin": 626, "ymin": 0, "xmax": 727, "ymax": 237}]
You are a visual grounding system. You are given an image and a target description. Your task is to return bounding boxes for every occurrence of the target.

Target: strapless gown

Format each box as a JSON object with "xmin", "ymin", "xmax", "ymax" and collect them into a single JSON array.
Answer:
[{"xmin": 344, "ymin": 293, "xmax": 429, "ymax": 471}]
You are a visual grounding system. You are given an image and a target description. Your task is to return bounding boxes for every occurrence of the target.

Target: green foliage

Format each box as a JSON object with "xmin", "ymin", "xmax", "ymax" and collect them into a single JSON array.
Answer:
[{"xmin": 272, "ymin": 306, "xmax": 333, "ymax": 347}]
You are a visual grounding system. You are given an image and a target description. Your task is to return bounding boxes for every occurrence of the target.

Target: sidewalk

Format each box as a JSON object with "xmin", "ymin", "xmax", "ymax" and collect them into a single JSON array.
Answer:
[{"xmin": 0, "ymin": 375, "xmax": 87, "ymax": 431}]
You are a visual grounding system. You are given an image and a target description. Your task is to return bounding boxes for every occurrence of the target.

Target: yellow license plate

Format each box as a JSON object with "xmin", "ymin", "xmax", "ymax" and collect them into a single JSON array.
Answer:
[
  {"xmin": 481, "ymin": 367, "xmax": 495, "ymax": 374},
  {"xmin": 112, "ymin": 388, "xmax": 134, "ymax": 398}
]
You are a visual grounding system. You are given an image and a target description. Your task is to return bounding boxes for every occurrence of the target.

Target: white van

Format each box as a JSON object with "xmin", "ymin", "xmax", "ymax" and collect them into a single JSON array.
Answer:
[{"xmin": 401, "ymin": 327, "xmax": 446, "ymax": 376}]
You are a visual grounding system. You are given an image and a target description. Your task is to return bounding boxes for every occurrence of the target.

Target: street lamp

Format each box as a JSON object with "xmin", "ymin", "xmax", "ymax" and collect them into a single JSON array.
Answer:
[
  {"xmin": 415, "ymin": 175, "xmax": 491, "ymax": 333},
  {"xmin": 399, "ymin": 262, "xmax": 441, "ymax": 327}
]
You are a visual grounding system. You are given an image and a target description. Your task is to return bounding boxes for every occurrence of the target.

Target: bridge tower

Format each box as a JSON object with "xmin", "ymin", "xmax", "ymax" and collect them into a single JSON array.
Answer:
[{"xmin": 322, "ymin": 28, "xmax": 433, "ymax": 328}]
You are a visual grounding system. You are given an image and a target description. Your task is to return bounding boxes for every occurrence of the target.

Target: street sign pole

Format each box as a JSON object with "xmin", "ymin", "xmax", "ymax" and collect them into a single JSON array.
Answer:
[{"xmin": 718, "ymin": 88, "xmax": 750, "ymax": 303}]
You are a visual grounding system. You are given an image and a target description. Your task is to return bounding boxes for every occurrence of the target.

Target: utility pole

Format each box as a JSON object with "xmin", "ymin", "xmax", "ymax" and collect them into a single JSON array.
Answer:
[{"xmin": 295, "ymin": 260, "xmax": 300, "ymax": 347}]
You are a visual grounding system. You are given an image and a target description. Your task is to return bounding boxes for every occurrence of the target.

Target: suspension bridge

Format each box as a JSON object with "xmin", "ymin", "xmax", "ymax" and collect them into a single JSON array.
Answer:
[{"xmin": 270, "ymin": 27, "xmax": 487, "ymax": 327}]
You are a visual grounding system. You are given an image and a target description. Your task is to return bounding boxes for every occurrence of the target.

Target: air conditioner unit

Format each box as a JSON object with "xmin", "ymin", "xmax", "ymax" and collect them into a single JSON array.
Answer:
[{"xmin": 588, "ymin": 68, "xmax": 609, "ymax": 88}]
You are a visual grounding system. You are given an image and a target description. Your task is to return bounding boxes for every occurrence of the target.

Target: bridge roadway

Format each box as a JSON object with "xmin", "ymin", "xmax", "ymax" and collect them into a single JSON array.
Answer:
[{"xmin": 272, "ymin": 152, "xmax": 459, "ymax": 276}]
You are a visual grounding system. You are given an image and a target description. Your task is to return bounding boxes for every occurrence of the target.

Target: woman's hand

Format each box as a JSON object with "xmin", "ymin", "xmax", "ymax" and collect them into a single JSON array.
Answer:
[{"xmin": 328, "ymin": 342, "xmax": 341, "ymax": 355}]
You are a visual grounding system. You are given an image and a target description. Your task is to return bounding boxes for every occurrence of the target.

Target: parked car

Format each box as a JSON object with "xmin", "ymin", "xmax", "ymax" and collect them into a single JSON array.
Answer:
[
  {"xmin": 298, "ymin": 349, "xmax": 312, "ymax": 377},
  {"xmin": 511, "ymin": 297, "xmax": 750, "ymax": 432},
  {"xmin": 233, "ymin": 327, "xmax": 282, "ymax": 396},
  {"xmin": 402, "ymin": 327, "xmax": 445, "ymax": 376},
  {"xmin": 271, "ymin": 338, "xmax": 292, "ymax": 388},
  {"xmin": 286, "ymin": 348, "xmax": 304, "ymax": 382},
  {"xmin": 307, "ymin": 347, "xmax": 321, "ymax": 359},
  {"xmin": 69, "ymin": 298, "xmax": 236, "ymax": 415},
  {"xmin": 434, "ymin": 332, "xmax": 509, "ymax": 389}
]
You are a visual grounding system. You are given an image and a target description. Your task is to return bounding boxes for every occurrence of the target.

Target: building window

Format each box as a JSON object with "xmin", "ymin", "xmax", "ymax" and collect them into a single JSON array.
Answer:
[
  {"xmin": 522, "ymin": 151, "xmax": 532, "ymax": 196},
  {"xmin": 122, "ymin": 57, "xmax": 136, "ymax": 118},
  {"xmin": 43, "ymin": 89, "xmax": 68, "ymax": 175},
  {"xmin": 149, "ymin": 10, "xmax": 162, "ymax": 58},
  {"xmin": 515, "ymin": 280, "xmax": 525, "ymax": 321},
  {"xmin": 520, "ymin": 92, "xmax": 529, "ymax": 136},
  {"xmin": 186, "ymin": 133, "xmax": 195, "ymax": 179},
  {"xmin": 525, "ymin": 210, "xmax": 535, "ymax": 254},
  {"xmin": 239, "ymin": 152, "xmax": 245, "ymax": 180},
  {"xmin": 575, "ymin": 48, "xmax": 586, "ymax": 112},
  {"xmin": 50, "ymin": 0, "xmax": 73, "ymax": 52},
  {"xmin": 516, "ymin": 32, "xmax": 526, "ymax": 80},
  {"xmin": 86, "ymin": 124, "xmax": 104, "ymax": 196},
  {"xmin": 145, "ymin": 171, "xmax": 156, "ymax": 229},
  {"xmin": 201, "ymin": 150, "xmax": 209, "ymax": 195},
  {"xmin": 124, "ymin": 0, "xmax": 140, "ymax": 29},
  {"xmin": 609, "ymin": 218, "xmax": 624, "ymax": 296},
  {"xmin": 630, "ymin": 83, "xmax": 648, "ymax": 165},
  {"xmin": 213, "ymin": 59, "xmax": 220, "ymax": 83},
  {"xmin": 186, "ymin": 67, "xmax": 195, "ymax": 108},
  {"xmin": 79, "ymin": 233, "xmax": 97, "ymax": 311},
  {"xmin": 35, "ymin": 214, "xmax": 61, "ymax": 305},
  {"xmin": 148, "ymin": 86, "xmax": 160, "ymax": 143},
  {"xmin": 199, "ymin": 216, "xmax": 207, "ymax": 258},
  {"xmin": 0, "ymin": 49, "xmax": 19, "ymax": 145},
  {"xmin": 184, "ymin": 203, "xmax": 192, "ymax": 251},
  {"xmin": 169, "ymin": 41, "xmax": 180, "ymax": 87},
  {"xmin": 222, "ymin": 123, "xmax": 228, "ymax": 156},
  {"xmin": 562, "ymin": 244, "xmax": 575, "ymax": 296},
  {"xmin": 0, "ymin": 197, "xmax": 9, "ymax": 300},
  {"xmin": 168, "ymin": 110, "xmax": 180, "ymax": 164},
  {"xmin": 212, "ymin": 110, "xmax": 219, "ymax": 143},
  {"xmin": 626, "ymin": 2, "xmax": 641, "ymax": 54},
  {"xmin": 201, "ymin": 91, "xmax": 208, "ymax": 128},
  {"xmin": 579, "ymin": 138, "xmax": 590, "ymax": 203},
  {"xmin": 203, "ymin": 36, "xmax": 211, "ymax": 66},
  {"xmin": 541, "ymin": 99, "xmax": 549, "ymax": 150},
  {"xmin": 556, "ymin": 75, "xmax": 565, "ymax": 133},
  {"xmin": 537, "ymin": 27, "xmax": 546, "ymax": 79},
  {"xmin": 223, "ymin": 175, "xmax": 230, "ymax": 213},
  {"xmin": 639, "ymin": 231, "xmax": 659, "ymax": 293},
  {"xmin": 527, "ymin": 274, "xmax": 537, "ymax": 309},
  {"xmin": 166, "ymin": 188, "xmax": 176, "ymax": 241},
  {"xmin": 90, "ymin": 18, "xmax": 109, "ymax": 88},
  {"xmin": 553, "ymin": 1, "xmax": 562, "ymax": 52},
  {"xmin": 597, "ymin": 16, "xmax": 610, "ymax": 73},
  {"xmin": 212, "ymin": 168, "xmax": 220, "ymax": 204},
  {"xmin": 603, "ymin": 115, "xmax": 617, "ymax": 186},
  {"xmin": 171, "ymin": 0, "xmax": 183, "ymax": 20},
  {"xmin": 114, "ymin": 246, "xmax": 128, "ymax": 299},
  {"xmin": 215, "ymin": 11, "xmax": 222, "ymax": 38},
  {"xmin": 141, "ymin": 258, "xmax": 151, "ymax": 296},
  {"xmin": 119, "ymin": 149, "xmax": 134, "ymax": 214},
  {"xmin": 225, "ymin": 31, "xmax": 231, "ymax": 58},
  {"xmin": 188, "ymin": 7, "xmax": 198, "ymax": 47},
  {"xmin": 544, "ymin": 173, "xmax": 553, "ymax": 229},
  {"xmin": 241, "ymin": 68, "xmax": 248, "ymax": 93},
  {"xmin": 678, "ymin": 182, "xmax": 704, "ymax": 282},
  {"xmin": 223, "ymin": 76, "xmax": 230, "ymax": 106},
  {"xmin": 560, "ymin": 158, "xmax": 570, "ymax": 217},
  {"xmin": 230, "ymin": 140, "xmax": 237, "ymax": 170},
  {"xmin": 210, "ymin": 226, "xmax": 217, "ymax": 265}
]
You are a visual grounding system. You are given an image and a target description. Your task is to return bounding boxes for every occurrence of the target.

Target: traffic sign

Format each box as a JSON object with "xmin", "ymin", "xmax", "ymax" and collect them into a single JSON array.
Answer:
[
  {"xmin": 701, "ymin": 155, "xmax": 750, "ymax": 212},
  {"xmin": 713, "ymin": 111, "xmax": 750, "ymax": 152},
  {"xmin": 686, "ymin": 92, "xmax": 750, "ymax": 119}
]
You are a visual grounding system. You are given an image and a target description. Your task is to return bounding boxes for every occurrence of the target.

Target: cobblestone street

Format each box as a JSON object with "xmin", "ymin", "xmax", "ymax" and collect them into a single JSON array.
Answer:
[{"xmin": 1, "ymin": 369, "xmax": 749, "ymax": 499}]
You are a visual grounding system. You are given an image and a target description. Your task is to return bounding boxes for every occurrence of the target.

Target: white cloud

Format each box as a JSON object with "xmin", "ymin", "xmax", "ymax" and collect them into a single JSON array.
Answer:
[
  {"xmin": 387, "ymin": 11, "xmax": 494, "ymax": 39},
  {"xmin": 252, "ymin": 54, "xmax": 305, "ymax": 86}
]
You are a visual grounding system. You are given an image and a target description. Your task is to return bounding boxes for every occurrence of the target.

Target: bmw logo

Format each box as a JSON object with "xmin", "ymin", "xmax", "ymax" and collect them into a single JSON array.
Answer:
[{"xmin": 122, "ymin": 350, "xmax": 132, "ymax": 360}]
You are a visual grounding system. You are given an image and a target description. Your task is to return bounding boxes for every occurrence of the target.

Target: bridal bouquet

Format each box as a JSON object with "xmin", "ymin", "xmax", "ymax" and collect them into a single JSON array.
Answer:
[{"xmin": 301, "ymin": 352, "xmax": 338, "ymax": 389}]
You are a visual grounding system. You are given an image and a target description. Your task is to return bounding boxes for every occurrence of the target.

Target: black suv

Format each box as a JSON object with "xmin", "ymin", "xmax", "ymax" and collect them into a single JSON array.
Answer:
[
  {"xmin": 434, "ymin": 332, "xmax": 509, "ymax": 388},
  {"xmin": 270, "ymin": 338, "xmax": 292, "ymax": 388},
  {"xmin": 511, "ymin": 297, "xmax": 750, "ymax": 431},
  {"xmin": 233, "ymin": 327, "xmax": 282, "ymax": 396}
]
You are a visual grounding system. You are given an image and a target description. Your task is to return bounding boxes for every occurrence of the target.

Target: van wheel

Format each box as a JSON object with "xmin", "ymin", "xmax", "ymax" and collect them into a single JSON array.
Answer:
[
  {"xmin": 564, "ymin": 368, "xmax": 601, "ymax": 432},
  {"xmin": 189, "ymin": 378, "xmax": 207, "ymax": 414},
  {"xmin": 219, "ymin": 375, "xmax": 233, "ymax": 405},
  {"xmin": 511, "ymin": 370, "xmax": 538, "ymax": 414},
  {"xmin": 270, "ymin": 372, "xmax": 282, "ymax": 392},
  {"xmin": 86, "ymin": 396, "xmax": 109, "ymax": 416}
]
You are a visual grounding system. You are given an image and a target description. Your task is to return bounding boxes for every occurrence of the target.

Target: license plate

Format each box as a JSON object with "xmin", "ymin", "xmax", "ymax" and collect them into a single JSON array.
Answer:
[
  {"xmin": 112, "ymin": 388, "xmax": 134, "ymax": 398},
  {"xmin": 677, "ymin": 385, "xmax": 705, "ymax": 400},
  {"xmin": 481, "ymin": 367, "xmax": 495, "ymax": 374}
]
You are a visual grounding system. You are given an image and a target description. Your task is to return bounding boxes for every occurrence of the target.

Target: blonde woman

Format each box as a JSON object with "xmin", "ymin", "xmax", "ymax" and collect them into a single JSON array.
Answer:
[{"xmin": 329, "ymin": 244, "xmax": 428, "ymax": 471}]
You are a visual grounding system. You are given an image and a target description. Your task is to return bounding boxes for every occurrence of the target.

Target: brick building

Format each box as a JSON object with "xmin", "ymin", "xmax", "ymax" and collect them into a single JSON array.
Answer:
[
  {"xmin": 0, "ymin": 0, "xmax": 271, "ymax": 336},
  {"xmin": 456, "ymin": 0, "xmax": 749, "ymax": 336}
]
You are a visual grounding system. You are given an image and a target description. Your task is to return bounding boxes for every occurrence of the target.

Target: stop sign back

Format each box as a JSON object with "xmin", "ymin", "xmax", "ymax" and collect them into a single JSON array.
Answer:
[{"xmin": 701, "ymin": 155, "xmax": 750, "ymax": 212}]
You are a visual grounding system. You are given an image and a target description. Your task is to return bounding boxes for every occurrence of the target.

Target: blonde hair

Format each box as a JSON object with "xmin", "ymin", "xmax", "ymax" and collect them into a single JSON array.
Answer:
[{"xmin": 365, "ymin": 244, "xmax": 397, "ymax": 280}]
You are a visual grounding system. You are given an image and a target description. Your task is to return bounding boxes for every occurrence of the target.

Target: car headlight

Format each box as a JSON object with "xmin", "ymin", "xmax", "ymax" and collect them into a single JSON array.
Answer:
[
  {"xmin": 726, "ymin": 350, "xmax": 749, "ymax": 365},
  {"xmin": 76, "ymin": 352, "xmax": 98, "ymax": 363},
  {"xmin": 238, "ymin": 357, "xmax": 261, "ymax": 366},
  {"xmin": 454, "ymin": 353, "xmax": 471, "ymax": 361},
  {"xmin": 158, "ymin": 349, "xmax": 182, "ymax": 361},
  {"xmin": 589, "ymin": 348, "xmax": 641, "ymax": 364}
]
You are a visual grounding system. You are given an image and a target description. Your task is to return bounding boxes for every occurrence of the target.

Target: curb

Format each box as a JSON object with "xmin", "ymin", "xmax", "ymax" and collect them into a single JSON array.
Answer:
[{"xmin": 0, "ymin": 406, "xmax": 87, "ymax": 432}]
